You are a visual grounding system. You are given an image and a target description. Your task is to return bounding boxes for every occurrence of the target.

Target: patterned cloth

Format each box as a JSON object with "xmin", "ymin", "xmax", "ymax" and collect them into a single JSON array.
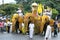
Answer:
[{"xmin": 0, "ymin": 22, "xmax": 4, "ymax": 28}]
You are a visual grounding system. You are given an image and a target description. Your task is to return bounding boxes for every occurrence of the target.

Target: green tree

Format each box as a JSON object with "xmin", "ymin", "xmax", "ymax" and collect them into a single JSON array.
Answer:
[
  {"xmin": 44, "ymin": 0, "xmax": 60, "ymax": 13},
  {"xmin": 52, "ymin": 8, "xmax": 58, "ymax": 19},
  {"xmin": 0, "ymin": 4, "xmax": 19, "ymax": 15},
  {"xmin": 0, "ymin": 10, "xmax": 5, "ymax": 15}
]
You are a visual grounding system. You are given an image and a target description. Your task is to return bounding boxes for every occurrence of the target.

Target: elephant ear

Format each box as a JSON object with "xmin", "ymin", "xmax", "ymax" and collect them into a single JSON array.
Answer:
[
  {"xmin": 12, "ymin": 13, "xmax": 19, "ymax": 24},
  {"xmin": 49, "ymin": 19, "xmax": 54, "ymax": 26},
  {"xmin": 12, "ymin": 13, "xmax": 19, "ymax": 19}
]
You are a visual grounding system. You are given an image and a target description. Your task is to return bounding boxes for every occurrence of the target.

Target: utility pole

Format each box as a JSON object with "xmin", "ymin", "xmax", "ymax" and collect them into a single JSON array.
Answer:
[
  {"xmin": 2, "ymin": 0, "xmax": 4, "ymax": 4},
  {"xmin": 2, "ymin": 0, "xmax": 4, "ymax": 8}
]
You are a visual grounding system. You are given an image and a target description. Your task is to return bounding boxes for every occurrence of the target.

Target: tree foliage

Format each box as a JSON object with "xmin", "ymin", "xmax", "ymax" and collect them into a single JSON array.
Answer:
[
  {"xmin": 0, "ymin": 4, "xmax": 19, "ymax": 16},
  {"xmin": 52, "ymin": 8, "xmax": 58, "ymax": 19}
]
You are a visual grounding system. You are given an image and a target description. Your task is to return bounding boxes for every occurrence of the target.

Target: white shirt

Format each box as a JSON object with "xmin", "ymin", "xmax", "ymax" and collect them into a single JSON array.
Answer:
[
  {"xmin": 19, "ymin": 13, "xmax": 23, "ymax": 17},
  {"xmin": 17, "ymin": 10, "xmax": 23, "ymax": 17},
  {"xmin": 45, "ymin": 25, "xmax": 51, "ymax": 40},
  {"xmin": 29, "ymin": 23, "xmax": 34, "ymax": 31},
  {"xmin": 4, "ymin": 22, "xmax": 7, "ymax": 26},
  {"xmin": 7, "ymin": 21, "xmax": 11, "ymax": 26},
  {"xmin": 22, "ymin": 23, "xmax": 24, "ymax": 27}
]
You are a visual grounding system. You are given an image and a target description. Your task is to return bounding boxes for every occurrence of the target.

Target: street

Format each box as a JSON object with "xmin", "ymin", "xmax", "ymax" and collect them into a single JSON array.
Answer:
[{"xmin": 0, "ymin": 32, "xmax": 60, "ymax": 40}]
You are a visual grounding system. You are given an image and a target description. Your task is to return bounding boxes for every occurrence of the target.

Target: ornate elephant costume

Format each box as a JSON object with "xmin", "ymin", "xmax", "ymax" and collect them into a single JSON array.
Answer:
[{"xmin": 12, "ymin": 13, "xmax": 23, "ymax": 32}]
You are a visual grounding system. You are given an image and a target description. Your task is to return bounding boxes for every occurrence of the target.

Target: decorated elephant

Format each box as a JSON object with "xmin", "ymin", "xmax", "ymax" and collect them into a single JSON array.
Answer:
[
  {"xmin": 24, "ymin": 3, "xmax": 42, "ymax": 34},
  {"xmin": 12, "ymin": 13, "xmax": 23, "ymax": 32},
  {"xmin": 24, "ymin": 3, "xmax": 52, "ymax": 34}
]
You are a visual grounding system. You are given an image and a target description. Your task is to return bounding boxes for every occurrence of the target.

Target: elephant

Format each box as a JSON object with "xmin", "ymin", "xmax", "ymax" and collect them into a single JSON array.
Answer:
[{"xmin": 12, "ymin": 13, "xmax": 23, "ymax": 32}]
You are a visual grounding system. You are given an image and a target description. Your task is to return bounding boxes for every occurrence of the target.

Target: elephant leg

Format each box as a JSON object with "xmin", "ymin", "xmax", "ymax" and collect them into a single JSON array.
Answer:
[
  {"xmin": 19, "ymin": 24, "xmax": 22, "ymax": 33},
  {"xmin": 12, "ymin": 26, "xmax": 15, "ymax": 32},
  {"xmin": 40, "ymin": 23, "xmax": 44, "ymax": 34}
]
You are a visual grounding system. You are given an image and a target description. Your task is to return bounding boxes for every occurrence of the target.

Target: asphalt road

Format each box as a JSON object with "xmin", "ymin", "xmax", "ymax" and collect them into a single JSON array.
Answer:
[{"xmin": 0, "ymin": 32, "xmax": 60, "ymax": 40}]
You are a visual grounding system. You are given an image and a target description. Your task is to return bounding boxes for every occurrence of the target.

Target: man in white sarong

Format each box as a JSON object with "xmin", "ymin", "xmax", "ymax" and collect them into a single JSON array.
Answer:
[
  {"xmin": 29, "ymin": 22, "xmax": 34, "ymax": 39},
  {"xmin": 45, "ymin": 21, "xmax": 52, "ymax": 40}
]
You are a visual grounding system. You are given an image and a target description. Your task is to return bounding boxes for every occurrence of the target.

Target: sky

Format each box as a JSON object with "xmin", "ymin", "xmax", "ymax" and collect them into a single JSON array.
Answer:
[{"xmin": 0, "ymin": 0, "xmax": 16, "ymax": 5}]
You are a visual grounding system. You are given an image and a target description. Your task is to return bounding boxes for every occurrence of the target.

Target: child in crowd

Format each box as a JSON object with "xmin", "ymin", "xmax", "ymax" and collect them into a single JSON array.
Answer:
[{"xmin": 7, "ymin": 20, "xmax": 11, "ymax": 33}]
